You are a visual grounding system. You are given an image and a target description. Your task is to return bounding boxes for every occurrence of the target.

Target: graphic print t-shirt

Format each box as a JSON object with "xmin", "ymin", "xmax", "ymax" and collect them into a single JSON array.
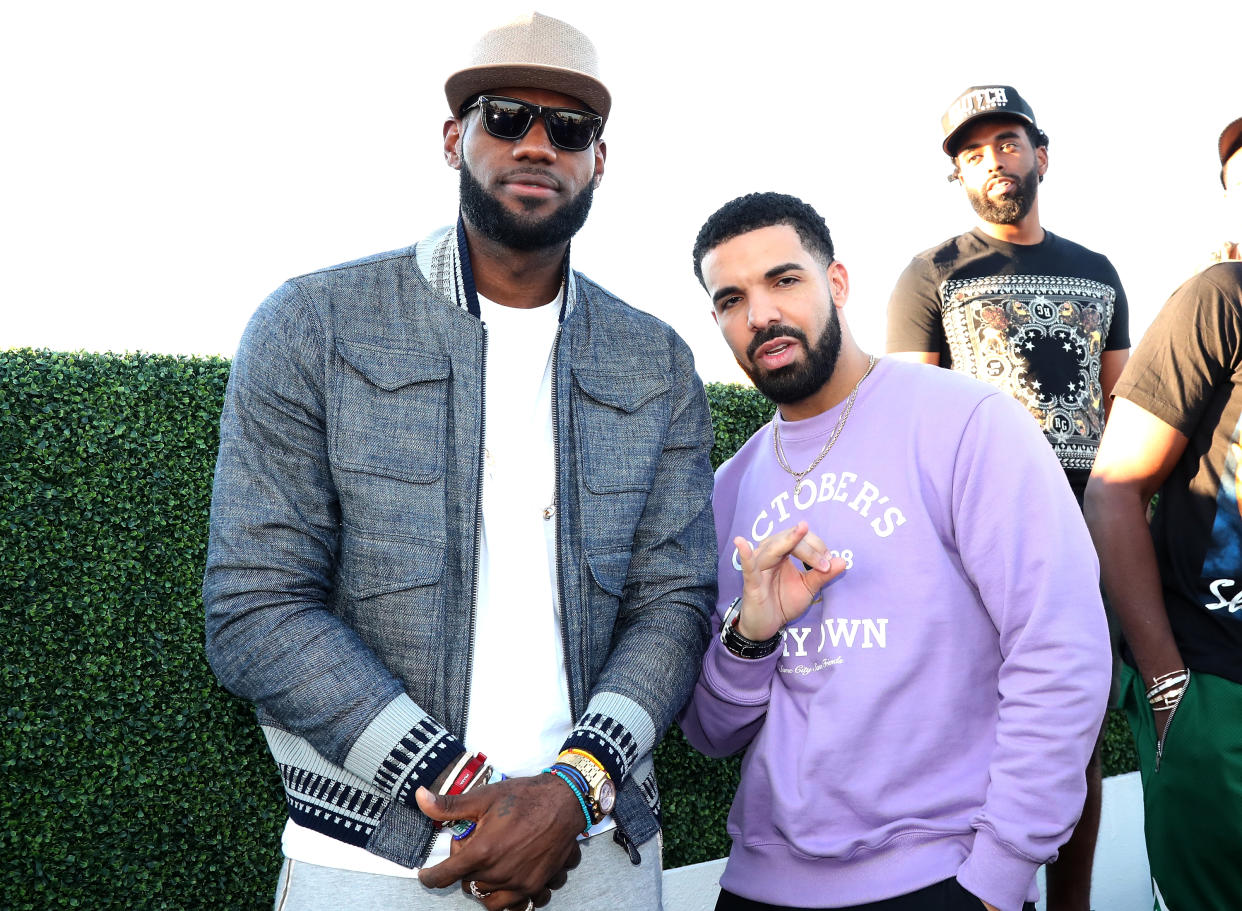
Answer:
[
  {"xmin": 887, "ymin": 229, "xmax": 1129, "ymax": 496},
  {"xmin": 1112, "ymin": 263, "xmax": 1242, "ymax": 684}
]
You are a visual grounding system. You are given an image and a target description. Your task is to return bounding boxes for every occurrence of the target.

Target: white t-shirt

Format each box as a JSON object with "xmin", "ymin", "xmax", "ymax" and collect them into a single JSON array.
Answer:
[
  {"xmin": 466, "ymin": 291, "xmax": 569, "ymax": 780},
  {"xmin": 284, "ymin": 291, "xmax": 598, "ymax": 876}
]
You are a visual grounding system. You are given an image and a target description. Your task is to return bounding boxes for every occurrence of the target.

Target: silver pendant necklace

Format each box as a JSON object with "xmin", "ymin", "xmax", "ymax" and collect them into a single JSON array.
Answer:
[{"xmin": 772, "ymin": 355, "xmax": 876, "ymax": 496}]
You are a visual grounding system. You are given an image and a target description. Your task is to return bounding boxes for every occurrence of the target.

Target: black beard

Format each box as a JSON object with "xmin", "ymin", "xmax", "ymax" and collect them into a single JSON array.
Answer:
[
  {"xmin": 459, "ymin": 160, "xmax": 594, "ymax": 251},
  {"xmin": 742, "ymin": 305, "xmax": 843, "ymax": 405},
  {"xmin": 965, "ymin": 164, "xmax": 1039, "ymax": 225}
]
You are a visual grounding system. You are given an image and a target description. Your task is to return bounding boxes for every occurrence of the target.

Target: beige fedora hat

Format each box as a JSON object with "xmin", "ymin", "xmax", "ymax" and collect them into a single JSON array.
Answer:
[{"xmin": 445, "ymin": 11, "xmax": 611, "ymax": 122}]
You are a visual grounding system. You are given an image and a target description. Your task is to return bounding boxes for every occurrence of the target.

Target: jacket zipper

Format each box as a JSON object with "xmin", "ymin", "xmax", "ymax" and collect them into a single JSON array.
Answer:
[
  {"xmin": 550, "ymin": 325, "xmax": 576, "ymax": 713},
  {"xmin": 417, "ymin": 320, "xmax": 487, "ymax": 865},
  {"xmin": 550, "ymin": 322, "xmax": 638, "ymax": 863},
  {"xmin": 463, "ymin": 322, "xmax": 488, "ymax": 736}
]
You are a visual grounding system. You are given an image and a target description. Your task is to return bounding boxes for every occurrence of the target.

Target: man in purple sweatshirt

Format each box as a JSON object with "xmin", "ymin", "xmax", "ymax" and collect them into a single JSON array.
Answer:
[{"xmin": 679, "ymin": 192, "xmax": 1111, "ymax": 911}]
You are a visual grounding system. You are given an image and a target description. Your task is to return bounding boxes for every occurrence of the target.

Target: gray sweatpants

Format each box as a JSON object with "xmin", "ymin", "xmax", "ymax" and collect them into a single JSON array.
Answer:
[{"xmin": 274, "ymin": 831, "xmax": 662, "ymax": 910}]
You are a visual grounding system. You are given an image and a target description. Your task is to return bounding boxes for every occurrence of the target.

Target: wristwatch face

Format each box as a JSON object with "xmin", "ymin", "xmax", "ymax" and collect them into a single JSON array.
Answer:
[{"xmin": 598, "ymin": 778, "xmax": 616, "ymax": 814}]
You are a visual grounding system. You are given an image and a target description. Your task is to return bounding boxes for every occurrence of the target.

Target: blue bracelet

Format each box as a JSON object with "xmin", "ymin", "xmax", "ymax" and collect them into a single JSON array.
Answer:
[
  {"xmin": 543, "ymin": 767, "xmax": 592, "ymax": 833},
  {"xmin": 550, "ymin": 762, "xmax": 589, "ymax": 796}
]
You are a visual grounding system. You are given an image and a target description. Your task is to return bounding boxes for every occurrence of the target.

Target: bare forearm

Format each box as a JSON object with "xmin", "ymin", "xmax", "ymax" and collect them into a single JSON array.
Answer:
[
  {"xmin": 1084, "ymin": 482, "xmax": 1184, "ymax": 684},
  {"xmin": 1099, "ymin": 348, "xmax": 1129, "ymax": 421}
]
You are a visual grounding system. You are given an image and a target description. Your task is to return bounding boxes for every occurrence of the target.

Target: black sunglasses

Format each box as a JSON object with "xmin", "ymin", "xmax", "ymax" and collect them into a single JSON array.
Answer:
[{"xmin": 463, "ymin": 95, "xmax": 603, "ymax": 152}]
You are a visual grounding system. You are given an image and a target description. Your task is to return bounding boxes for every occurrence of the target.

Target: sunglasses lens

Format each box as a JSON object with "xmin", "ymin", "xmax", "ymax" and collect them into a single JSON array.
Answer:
[
  {"xmin": 477, "ymin": 97, "xmax": 600, "ymax": 151},
  {"xmin": 546, "ymin": 110, "xmax": 599, "ymax": 151},
  {"xmin": 481, "ymin": 99, "xmax": 535, "ymax": 140}
]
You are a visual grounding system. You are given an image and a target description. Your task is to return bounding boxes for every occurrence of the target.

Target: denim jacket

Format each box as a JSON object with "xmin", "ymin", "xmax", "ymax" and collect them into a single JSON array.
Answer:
[{"xmin": 203, "ymin": 225, "xmax": 717, "ymax": 868}]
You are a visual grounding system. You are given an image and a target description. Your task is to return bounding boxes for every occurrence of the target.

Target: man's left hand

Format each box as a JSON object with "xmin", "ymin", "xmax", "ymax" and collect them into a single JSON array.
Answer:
[
  {"xmin": 733, "ymin": 522, "xmax": 846, "ymax": 641},
  {"xmin": 416, "ymin": 775, "xmax": 585, "ymax": 909}
]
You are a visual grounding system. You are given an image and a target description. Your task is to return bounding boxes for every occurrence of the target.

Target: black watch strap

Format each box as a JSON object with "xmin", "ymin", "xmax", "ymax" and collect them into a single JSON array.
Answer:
[{"xmin": 720, "ymin": 597, "xmax": 782, "ymax": 659}]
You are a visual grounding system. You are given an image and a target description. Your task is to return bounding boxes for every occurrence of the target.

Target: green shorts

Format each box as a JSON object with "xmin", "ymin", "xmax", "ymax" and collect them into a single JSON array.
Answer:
[{"xmin": 1121, "ymin": 664, "xmax": 1242, "ymax": 910}]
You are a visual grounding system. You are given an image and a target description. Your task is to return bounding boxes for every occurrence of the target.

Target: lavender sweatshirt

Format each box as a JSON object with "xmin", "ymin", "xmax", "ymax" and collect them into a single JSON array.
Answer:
[{"xmin": 679, "ymin": 358, "xmax": 1110, "ymax": 911}]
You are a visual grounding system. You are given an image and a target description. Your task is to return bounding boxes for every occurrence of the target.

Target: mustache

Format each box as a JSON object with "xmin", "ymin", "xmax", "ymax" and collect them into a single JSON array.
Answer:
[
  {"xmin": 746, "ymin": 324, "xmax": 809, "ymax": 362},
  {"xmin": 500, "ymin": 166, "xmax": 562, "ymax": 189}
]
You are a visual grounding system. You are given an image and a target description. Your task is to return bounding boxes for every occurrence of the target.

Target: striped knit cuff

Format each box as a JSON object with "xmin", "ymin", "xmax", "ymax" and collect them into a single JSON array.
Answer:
[
  {"xmin": 559, "ymin": 692, "xmax": 656, "ymax": 786},
  {"xmin": 344, "ymin": 694, "xmax": 465, "ymax": 808},
  {"xmin": 262, "ymin": 726, "xmax": 389, "ymax": 848}
]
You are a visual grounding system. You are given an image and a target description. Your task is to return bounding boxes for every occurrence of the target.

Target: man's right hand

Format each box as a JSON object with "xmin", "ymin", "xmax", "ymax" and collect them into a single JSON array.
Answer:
[
  {"xmin": 733, "ymin": 522, "xmax": 846, "ymax": 641},
  {"xmin": 416, "ymin": 775, "xmax": 584, "ymax": 910}
]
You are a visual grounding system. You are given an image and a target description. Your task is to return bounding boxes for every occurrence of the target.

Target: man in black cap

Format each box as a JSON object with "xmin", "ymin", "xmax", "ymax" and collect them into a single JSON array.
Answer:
[
  {"xmin": 1084, "ymin": 113, "xmax": 1242, "ymax": 911},
  {"xmin": 203, "ymin": 11, "xmax": 716, "ymax": 911},
  {"xmin": 886, "ymin": 85, "xmax": 1130, "ymax": 911}
]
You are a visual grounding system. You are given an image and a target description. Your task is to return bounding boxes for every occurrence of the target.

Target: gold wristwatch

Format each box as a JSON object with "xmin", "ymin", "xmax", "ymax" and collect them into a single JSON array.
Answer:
[{"xmin": 556, "ymin": 751, "xmax": 615, "ymax": 824}]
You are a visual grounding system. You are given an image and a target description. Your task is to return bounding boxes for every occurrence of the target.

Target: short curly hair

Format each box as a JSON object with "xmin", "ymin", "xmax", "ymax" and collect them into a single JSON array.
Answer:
[{"xmin": 692, "ymin": 192, "xmax": 835, "ymax": 288}]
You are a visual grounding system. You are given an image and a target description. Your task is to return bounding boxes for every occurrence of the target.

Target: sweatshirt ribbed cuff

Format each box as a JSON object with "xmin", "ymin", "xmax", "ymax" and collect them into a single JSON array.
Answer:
[
  {"xmin": 701, "ymin": 635, "xmax": 782, "ymax": 704},
  {"xmin": 956, "ymin": 827, "xmax": 1041, "ymax": 911},
  {"xmin": 343, "ymin": 694, "xmax": 465, "ymax": 808}
]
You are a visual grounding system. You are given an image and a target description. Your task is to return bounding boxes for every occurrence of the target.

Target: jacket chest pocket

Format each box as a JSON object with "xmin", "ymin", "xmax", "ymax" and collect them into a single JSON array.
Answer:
[
  {"xmin": 571, "ymin": 368, "xmax": 671, "ymax": 493},
  {"xmin": 331, "ymin": 340, "xmax": 451, "ymax": 484},
  {"xmin": 337, "ymin": 529, "xmax": 449, "ymax": 701}
]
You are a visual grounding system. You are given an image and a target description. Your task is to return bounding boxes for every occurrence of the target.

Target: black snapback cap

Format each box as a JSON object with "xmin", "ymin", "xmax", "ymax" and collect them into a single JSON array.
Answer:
[
  {"xmin": 942, "ymin": 85, "xmax": 1040, "ymax": 156},
  {"xmin": 1220, "ymin": 116, "xmax": 1242, "ymax": 188}
]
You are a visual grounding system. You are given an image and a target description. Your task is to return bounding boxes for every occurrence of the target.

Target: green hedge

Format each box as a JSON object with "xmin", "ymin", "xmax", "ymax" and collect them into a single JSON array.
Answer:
[
  {"xmin": 1, "ymin": 350, "xmax": 1137, "ymax": 908},
  {"xmin": 1, "ymin": 351, "xmax": 285, "ymax": 910}
]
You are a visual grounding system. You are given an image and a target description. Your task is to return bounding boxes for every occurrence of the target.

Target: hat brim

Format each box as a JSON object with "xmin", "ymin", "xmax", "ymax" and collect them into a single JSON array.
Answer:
[
  {"xmin": 445, "ymin": 64, "xmax": 611, "ymax": 123},
  {"xmin": 1219, "ymin": 117, "xmax": 1242, "ymax": 188},
  {"xmin": 942, "ymin": 111, "xmax": 1036, "ymax": 156}
]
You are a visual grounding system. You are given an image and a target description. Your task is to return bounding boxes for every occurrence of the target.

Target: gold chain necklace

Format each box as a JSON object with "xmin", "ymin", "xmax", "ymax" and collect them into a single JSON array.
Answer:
[{"xmin": 772, "ymin": 355, "xmax": 876, "ymax": 496}]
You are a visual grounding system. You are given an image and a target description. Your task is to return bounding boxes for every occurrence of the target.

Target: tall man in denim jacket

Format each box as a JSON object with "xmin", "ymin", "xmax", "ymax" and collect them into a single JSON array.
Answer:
[{"xmin": 203, "ymin": 13, "xmax": 715, "ymax": 911}]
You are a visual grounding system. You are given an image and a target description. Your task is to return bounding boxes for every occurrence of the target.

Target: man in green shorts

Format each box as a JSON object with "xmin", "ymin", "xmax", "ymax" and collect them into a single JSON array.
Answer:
[{"xmin": 1084, "ymin": 113, "xmax": 1242, "ymax": 910}]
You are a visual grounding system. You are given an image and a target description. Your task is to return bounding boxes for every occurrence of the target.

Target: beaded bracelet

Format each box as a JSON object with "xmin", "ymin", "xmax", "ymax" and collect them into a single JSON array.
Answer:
[
  {"xmin": 543, "ymin": 766, "xmax": 592, "ymax": 833},
  {"xmin": 550, "ymin": 762, "xmax": 591, "ymax": 800}
]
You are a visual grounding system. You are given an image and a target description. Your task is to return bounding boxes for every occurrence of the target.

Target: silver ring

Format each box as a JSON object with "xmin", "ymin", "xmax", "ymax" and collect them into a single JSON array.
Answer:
[
  {"xmin": 523, "ymin": 901, "xmax": 534, "ymax": 911},
  {"xmin": 469, "ymin": 880, "xmax": 492, "ymax": 900}
]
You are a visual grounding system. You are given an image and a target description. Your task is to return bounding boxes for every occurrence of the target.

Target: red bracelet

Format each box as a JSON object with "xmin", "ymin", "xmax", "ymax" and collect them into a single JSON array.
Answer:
[{"xmin": 448, "ymin": 752, "xmax": 487, "ymax": 797}]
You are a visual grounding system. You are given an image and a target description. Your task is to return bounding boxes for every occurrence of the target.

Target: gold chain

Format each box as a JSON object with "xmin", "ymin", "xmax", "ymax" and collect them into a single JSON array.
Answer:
[{"xmin": 772, "ymin": 355, "xmax": 876, "ymax": 495}]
